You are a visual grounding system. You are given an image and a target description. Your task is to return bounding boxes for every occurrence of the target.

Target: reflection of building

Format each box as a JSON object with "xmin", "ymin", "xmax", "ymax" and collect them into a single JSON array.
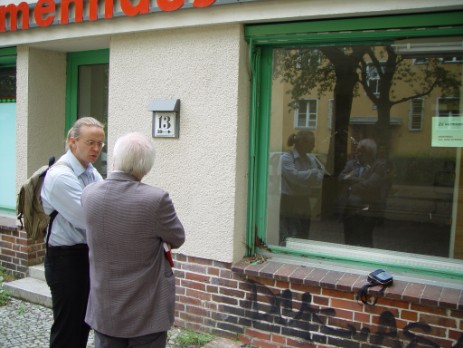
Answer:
[{"xmin": 273, "ymin": 50, "xmax": 461, "ymax": 163}]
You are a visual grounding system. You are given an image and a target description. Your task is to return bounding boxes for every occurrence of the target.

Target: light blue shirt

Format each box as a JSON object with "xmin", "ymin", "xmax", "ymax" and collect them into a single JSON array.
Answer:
[
  {"xmin": 41, "ymin": 150, "xmax": 103, "ymax": 246},
  {"xmin": 280, "ymin": 149, "xmax": 323, "ymax": 196}
]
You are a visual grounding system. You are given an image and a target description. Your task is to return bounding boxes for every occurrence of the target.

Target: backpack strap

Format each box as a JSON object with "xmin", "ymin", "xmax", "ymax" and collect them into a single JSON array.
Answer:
[{"xmin": 45, "ymin": 210, "xmax": 59, "ymax": 250}]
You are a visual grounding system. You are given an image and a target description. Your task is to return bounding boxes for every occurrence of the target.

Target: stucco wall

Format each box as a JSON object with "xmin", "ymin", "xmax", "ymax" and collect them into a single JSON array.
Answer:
[
  {"xmin": 108, "ymin": 24, "xmax": 247, "ymax": 262},
  {"xmin": 15, "ymin": 47, "xmax": 66, "ymax": 191}
]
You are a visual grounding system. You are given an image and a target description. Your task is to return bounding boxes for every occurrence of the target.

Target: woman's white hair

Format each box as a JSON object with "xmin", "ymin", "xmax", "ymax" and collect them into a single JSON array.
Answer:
[{"xmin": 113, "ymin": 132, "xmax": 155, "ymax": 179}]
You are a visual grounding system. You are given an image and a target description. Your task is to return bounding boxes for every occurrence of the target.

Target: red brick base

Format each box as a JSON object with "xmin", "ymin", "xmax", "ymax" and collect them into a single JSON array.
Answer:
[
  {"xmin": 1, "ymin": 221, "xmax": 462, "ymax": 347},
  {"xmin": 174, "ymin": 255, "xmax": 463, "ymax": 348},
  {"xmin": 0, "ymin": 225, "xmax": 45, "ymax": 278}
]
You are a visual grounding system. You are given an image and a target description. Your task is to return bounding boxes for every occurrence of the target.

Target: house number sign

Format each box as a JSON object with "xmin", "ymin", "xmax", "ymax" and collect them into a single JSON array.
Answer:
[{"xmin": 154, "ymin": 112, "xmax": 177, "ymax": 138}]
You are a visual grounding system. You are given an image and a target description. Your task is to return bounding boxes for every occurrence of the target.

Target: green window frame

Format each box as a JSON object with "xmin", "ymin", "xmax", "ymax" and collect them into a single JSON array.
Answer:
[{"xmin": 245, "ymin": 11, "xmax": 463, "ymax": 280}]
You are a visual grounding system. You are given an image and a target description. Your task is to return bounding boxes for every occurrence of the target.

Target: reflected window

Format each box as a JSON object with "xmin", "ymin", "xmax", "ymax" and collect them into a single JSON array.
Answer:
[
  {"xmin": 295, "ymin": 99, "xmax": 318, "ymax": 129},
  {"xmin": 409, "ymin": 98, "xmax": 423, "ymax": 131},
  {"xmin": 437, "ymin": 97, "xmax": 460, "ymax": 117}
]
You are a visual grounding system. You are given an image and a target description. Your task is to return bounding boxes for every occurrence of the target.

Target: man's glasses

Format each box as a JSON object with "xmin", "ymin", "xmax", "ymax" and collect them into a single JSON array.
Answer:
[{"xmin": 80, "ymin": 139, "xmax": 105, "ymax": 149}]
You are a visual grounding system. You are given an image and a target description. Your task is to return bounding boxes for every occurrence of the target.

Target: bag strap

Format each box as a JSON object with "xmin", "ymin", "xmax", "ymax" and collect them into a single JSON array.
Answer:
[{"xmin": 356, "ymin": 279, "xmax": 387, "ymax": 305}]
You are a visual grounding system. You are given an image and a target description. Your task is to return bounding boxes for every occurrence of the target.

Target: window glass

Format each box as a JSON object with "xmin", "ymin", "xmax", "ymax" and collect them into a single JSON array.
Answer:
[
  {"xmin": 66, "ymin": 50, "xmax": 109, "ymax": 177},
  {"xmin": 77, "ymin": 64, "xmax": 109, "ymax": 176},
  {"xmin": 266, "ymin": 38, "xmax": 463, "ymax": 261},
  {"xmin": 0, "ymin": 66, "xmax": 16, "ymax": 211}
]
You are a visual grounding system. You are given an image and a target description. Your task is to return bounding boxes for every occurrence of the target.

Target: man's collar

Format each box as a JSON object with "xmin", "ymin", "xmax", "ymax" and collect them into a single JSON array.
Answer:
[{"xmin": 64, "ymin": 150, "xmax": 93, "ymax": 176}]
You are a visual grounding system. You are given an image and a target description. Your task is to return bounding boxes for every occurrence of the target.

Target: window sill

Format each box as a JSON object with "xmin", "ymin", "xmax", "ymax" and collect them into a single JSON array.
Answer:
[
  {"xmin": 0, "ymin": 212, "xmax": 18, "ymax": 231},
  {"xmin": 232, "ymin": 252, "xmax": 463, "ymax": 310}
]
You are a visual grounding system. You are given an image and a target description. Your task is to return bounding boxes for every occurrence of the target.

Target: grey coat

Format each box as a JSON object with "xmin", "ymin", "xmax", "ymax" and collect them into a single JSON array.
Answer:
[{"xmin": 81, "ymin": 172, "xmax": 185, "ymax": 338}]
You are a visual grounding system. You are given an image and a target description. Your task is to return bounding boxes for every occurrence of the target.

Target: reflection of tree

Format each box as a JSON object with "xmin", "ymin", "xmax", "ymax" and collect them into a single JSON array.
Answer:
[
  {"xmin": 358, "ymin": 46, "xmax": 460, "ymax": 154},
  {"xmin": 274, "ymin": 46, "xmax": 461, "ymax": 175}
]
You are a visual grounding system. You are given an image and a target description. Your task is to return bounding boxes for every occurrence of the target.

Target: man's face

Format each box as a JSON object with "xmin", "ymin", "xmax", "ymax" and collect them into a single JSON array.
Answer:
[
  {"xmin": 356, "ymin": 144, "xmax": 373, "ymax": 164},
  {"xmin": 70, "ymin": 125, "xmax": 105, "ymax": 167}
]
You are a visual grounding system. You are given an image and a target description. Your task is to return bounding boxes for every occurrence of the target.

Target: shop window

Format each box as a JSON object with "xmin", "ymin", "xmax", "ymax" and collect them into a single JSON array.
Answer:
[
  {"xmin": 294, "ymin": 99, "xmax": 318, "ymax": 129},
  {"xmin": 247, "ymin": 14, "xmax": 463, "ymax": 277},
  {"xmin": 0, "ymin": 50, "xmax": 16, "ymax": 213},
  {"xmin": 409, "ymin": 98, "xmax": 423, "ymax": 131}
]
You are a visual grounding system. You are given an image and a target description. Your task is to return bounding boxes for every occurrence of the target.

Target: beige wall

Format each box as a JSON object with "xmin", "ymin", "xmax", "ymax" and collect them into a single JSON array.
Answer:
[
  {"xmin": 16, "ymin": 47, "xmax": 66, "ymax": 187},
  {"xmin": 107, "ymin": 24, "xmax": 247, "ymax": 262}
]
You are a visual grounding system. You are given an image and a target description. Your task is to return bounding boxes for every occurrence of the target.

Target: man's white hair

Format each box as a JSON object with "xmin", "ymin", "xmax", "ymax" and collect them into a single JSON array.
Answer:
[
  {"xmin": 358, "ymin": 138, "xmax": 377, "ymax": 158},
  {"xmin": 113, "ymin": 132, "xmax": 155, "ymax": 179}
]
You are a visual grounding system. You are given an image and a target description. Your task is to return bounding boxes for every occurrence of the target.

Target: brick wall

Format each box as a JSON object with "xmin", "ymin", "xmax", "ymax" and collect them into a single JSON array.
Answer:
[
  {"xmin": 0, "ymin": 223, "xmax": 45, "ymax": 278},
  {"xmin": 173, "ymin": 255, "xmax": 463, "ymax": 348},
  {"xmin": 1, "ymin": 219, "xmax": 462, "ymax": 347}
]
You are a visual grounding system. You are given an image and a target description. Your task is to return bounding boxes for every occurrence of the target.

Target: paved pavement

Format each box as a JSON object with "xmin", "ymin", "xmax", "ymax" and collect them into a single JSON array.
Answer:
[{"xmin": 0, "ymin": 298, "xmax": 244, "ymax": 348}]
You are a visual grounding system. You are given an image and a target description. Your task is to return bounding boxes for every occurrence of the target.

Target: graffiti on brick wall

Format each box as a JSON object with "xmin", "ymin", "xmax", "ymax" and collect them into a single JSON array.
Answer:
[{"xmin": 242, "ymin": 280, "xmax": 463, "ymax": 347}]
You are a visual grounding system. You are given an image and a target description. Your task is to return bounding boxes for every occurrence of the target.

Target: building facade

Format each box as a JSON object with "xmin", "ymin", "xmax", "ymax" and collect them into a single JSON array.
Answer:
[{"xmin": 1, "ymin": 1, "xmax": 463, "ymax": 347}]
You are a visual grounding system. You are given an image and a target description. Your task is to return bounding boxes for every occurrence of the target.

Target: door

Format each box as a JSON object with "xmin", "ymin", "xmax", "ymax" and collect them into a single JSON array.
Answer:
[{"xmin": 66, "ymin": 50, "xmax": 109, "ymax": 176}]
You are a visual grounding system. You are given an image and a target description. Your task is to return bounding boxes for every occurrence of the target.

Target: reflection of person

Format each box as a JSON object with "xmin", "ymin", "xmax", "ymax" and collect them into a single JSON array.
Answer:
[
  {"xmin": 82, "ymin": 132, "xmax": 185, "ymax": 348},
  {"xmin": 280, "ymin": 130, "xmax": 324, "ymax": 244},
  {"xmin": 339, "ymin": 138, "xmax": 390, "ymax": 247},
  {"xmin": 41, "ymin": 117, "xmax": 105, "ymax": 348}
]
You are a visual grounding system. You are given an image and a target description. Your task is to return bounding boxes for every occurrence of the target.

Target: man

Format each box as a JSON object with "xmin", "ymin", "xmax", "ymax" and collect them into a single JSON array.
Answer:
[
  {"xmin": 41, "ymin": 116, "xmax": 106, "ymax": 348},
  {"xmin": 339, "ymin": 138, "xmax": 391, "ymax": 247},
  {"xmin": 82, "ymin": 132, "xmax": 185, "ymax": 348}
]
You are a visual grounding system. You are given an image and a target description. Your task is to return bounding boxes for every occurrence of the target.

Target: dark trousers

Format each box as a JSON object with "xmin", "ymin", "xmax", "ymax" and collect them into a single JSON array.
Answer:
[
  {"xmin": 94, "ymin": 330, "xmax": 167, "ymax": 348},
  {"xmin": 45, "ymin": 244, "xmax": 90, "ymax": 348},
  {"xmin": 279, "ymin": 194, "xmax": 311, "ymax": 244},
  {"xmin": 343, "ymin": 215, "xmax": 375, "ymax": 247}
]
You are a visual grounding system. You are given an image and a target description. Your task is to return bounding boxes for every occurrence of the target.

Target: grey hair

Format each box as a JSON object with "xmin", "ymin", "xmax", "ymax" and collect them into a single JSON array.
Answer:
[
  {"xmin": 358, "ymin": 138, "xmax": 377, "ymax": 158},
  {"xmin": 112, "ymin": 132, "xmax": 155, "ymax": 179},
  {"xmin": 65, "ymin": 117, "xmax": 105, "ymax": 150}
]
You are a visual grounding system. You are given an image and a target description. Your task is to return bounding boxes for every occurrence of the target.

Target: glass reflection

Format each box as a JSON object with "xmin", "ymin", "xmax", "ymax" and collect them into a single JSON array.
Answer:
[{"xmin": 267, "ymin": 39, "xmax": 462, "ymax": 259}]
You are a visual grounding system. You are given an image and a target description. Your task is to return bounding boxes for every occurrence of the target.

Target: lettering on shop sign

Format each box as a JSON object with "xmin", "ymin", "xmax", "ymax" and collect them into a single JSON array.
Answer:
[
  {"xmin": 0, "ymin": 0, "xmax": 216, "ymax": 33},
  {"xmin": 242, "ymin": 281, "xmax": 463, "ymax": 347}
]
